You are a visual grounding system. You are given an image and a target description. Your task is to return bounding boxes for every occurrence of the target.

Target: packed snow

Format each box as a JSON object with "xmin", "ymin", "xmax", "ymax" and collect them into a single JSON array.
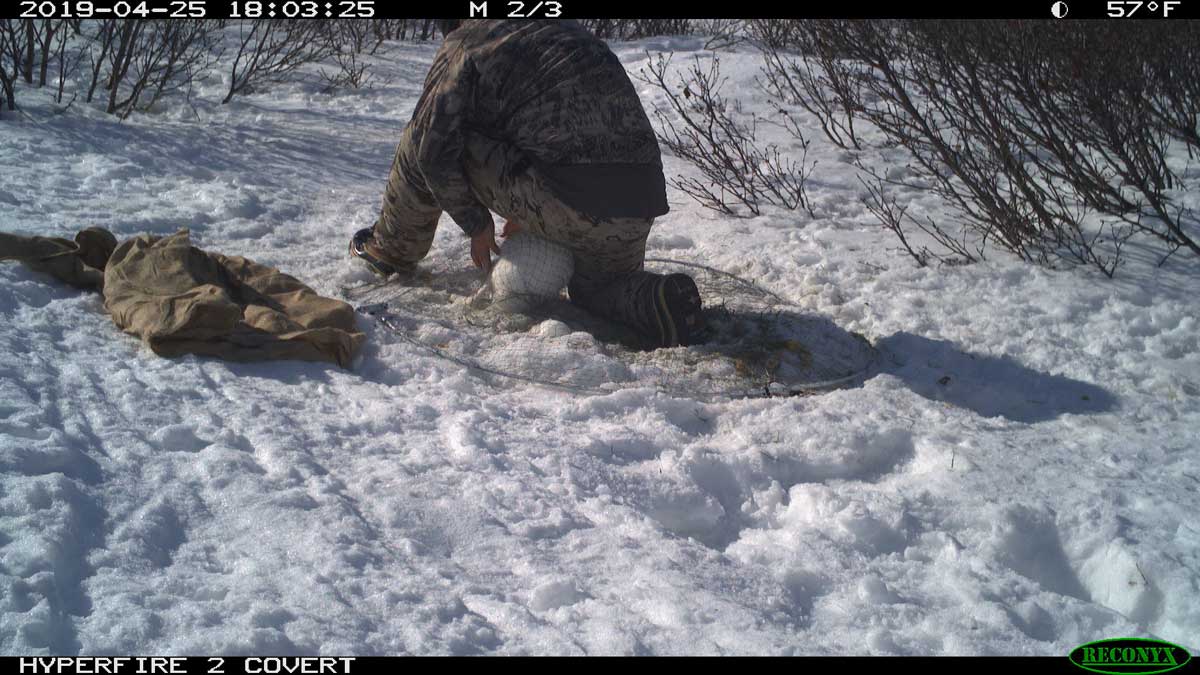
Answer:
[{"xmin": 1, "ymin": 31, "xmax": 1197, "ymax": 656}]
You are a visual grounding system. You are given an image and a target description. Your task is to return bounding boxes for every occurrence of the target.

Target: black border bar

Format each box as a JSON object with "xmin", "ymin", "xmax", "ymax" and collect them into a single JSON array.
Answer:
[
  {"xmin": 2, "ymin": 656, "xmax": 1132, "ymax": 673},
  {"xmin": 5, "ymin": 0, "xmax": 1199, "ymax": 20}
]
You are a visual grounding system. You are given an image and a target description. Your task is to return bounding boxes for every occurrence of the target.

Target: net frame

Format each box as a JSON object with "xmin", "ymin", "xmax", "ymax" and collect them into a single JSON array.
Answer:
[{"xmin": 344, "ymin": 257, "xmax": 879, "ymax": 400}]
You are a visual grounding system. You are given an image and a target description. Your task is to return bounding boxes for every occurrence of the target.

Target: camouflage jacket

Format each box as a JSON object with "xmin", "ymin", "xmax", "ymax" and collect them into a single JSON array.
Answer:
[{"xmin": 408, "ymin": 20, "xmax": 670, "ymax": 237}]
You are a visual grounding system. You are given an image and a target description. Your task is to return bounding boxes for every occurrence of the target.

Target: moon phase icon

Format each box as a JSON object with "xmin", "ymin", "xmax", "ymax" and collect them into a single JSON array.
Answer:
[{"xmin": 1051, "ymin": 1, "xmax": 1069, "ymax": 17}]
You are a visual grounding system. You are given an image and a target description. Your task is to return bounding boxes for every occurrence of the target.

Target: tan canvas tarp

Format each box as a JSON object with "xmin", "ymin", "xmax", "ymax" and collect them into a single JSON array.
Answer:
[
  {"xmin": 0, "ymin": 227, "xmax": 118, "ymax": 290},
  {"xmin": 1, "ymin": 228, "xmax": 364, "ymax": 368}
]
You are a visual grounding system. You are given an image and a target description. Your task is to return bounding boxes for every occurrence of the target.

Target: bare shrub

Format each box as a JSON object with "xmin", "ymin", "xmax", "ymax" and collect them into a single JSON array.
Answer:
[
  {"xmin": 386, "ymin": 19, "xmax": 431, "ymax": 42},
  {"xmin": 760, "ymin": 20, "xmax": 1195, "ymax": 275},
  {"xmin": 637, "ymin": 53, "xmax": 814, "ymax": 218},
  {"xmin": 858, "ymin": 174, "xmax": 981, "ymax": 267},
  {"xmin": 414, "ymin": 19, "xmax": 437, "ymax": 41},
  {"xmin": 696, "ymin": 19, "xmax": 748, "ymax": 51},
  {"xmin": 223, "ymin": 19, "xmax": 334, "ymax": 104},
  {"xmin": 83, "ymin": 19, "xmax": 118, "ymax": 104},
  {"xmin": 328, "ymin": 19, "xmax": 374, "ymax": 55},
  {"xmin": 744, "ymin": 18, "xmax": 807, "ymax": 51},
  {"xmin": 20, "ymin": 19, "xmax": 34, "ymax": 83},
  {"xmin": 319, "ymin": 20, "xmax": 405, "ymax": 92},
  {"xmin": 0, "ymin": 20, "xmax": 62, "ymax": 87},
  {"xmin": 98, "ymin": 20, "xmax": 218, "ymax": 119},
  {"xmin": 580, "ymin": 20, "xmax": 694, "ymax": 40},
  {"xmin": 0, "ymin": 21, "xmax": 16, "ymax": 111},
  {"xmin": 0, "ymin": 19, "xmax": 84, "ymax": 111},
  {"xmin": 319, "ymin": 49, "xmax": 372, "ymax": 92},
  {"xmin": 371, "ymin": 19, "xmax": 403, "ymax": 46},
  {"xmin": 1017, "ymin": 21, "xmax": 1200, "ymax": 263},
  {"xmin": 380, "ymin": 19, "xmax": 440, "ymax": 42},
  {"xmin": 27, "ymin": 19, "xmax": 59, "ymax": 87},
  {"xmin": 52, "ymin": 18, "xmax": 88, "ymax": 104},
  {"xmin": 753, "ymin": 19, "xmax": 863, "ymax": 152}
]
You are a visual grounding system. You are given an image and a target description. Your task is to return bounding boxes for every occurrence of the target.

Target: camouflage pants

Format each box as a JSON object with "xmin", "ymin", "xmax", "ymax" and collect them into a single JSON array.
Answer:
[{"xmin": 372, "ymin": 128, "xmax": 664, "ymax": 333}]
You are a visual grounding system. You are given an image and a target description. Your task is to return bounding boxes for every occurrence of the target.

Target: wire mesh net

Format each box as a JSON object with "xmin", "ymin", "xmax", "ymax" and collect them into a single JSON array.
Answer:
[
  {"xmin": 343, "ymin": 256, "xmax": 878, "ymax": 400},
  {"xmin": 484, "ymin": 232, "xmax": 575, "ymax": 313}
]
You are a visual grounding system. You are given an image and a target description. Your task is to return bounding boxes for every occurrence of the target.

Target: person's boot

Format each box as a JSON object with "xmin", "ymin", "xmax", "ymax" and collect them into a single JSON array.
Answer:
[
  {"xmin": 641, "ymin": 272, "xmax": 706, "ymax": 348},
  {"xmin": 570, "ymin": 271, "xmax": 707, "ymax": 349},
  {"xmin": 349, "ymin": 228, "xmax": 414, "ymax": 277}
]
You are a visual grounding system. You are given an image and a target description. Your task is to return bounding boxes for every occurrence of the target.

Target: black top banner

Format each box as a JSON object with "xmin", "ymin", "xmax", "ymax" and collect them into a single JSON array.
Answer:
[{"xmin": 5, "ymin": 0, "xmax": 1199, "ymax": 20}]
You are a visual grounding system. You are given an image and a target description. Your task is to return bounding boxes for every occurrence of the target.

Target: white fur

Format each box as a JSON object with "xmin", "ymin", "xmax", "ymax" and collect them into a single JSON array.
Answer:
[{"xmin": 488, "ymin": 232, "xmax": 574, "ymax": 313}]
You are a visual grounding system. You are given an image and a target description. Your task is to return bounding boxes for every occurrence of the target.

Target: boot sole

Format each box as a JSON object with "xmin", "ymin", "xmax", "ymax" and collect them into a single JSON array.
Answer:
[
  {"xmin": 652, "ymin": 274, "xmax": 704, "ymax": 348},
  {"xmin": 350, "ymin": 228, "xmax": 407, "ymax": 277}
]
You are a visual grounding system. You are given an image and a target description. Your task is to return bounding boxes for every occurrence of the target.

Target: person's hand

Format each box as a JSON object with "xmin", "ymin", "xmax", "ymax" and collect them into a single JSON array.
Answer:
[
  {"xmin": 470, "ymin": 223, "xmax": 502, "ymax": 274},
  {"xmin": 500, "ymin": 219, "xmax": 523, "ymax": 238}
]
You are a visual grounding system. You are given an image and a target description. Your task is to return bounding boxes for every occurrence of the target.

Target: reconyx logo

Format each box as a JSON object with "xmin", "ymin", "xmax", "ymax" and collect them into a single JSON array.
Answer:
[{"xmin": 1070, "ymin": 638, "xmax": 1192, "ymax": 675}]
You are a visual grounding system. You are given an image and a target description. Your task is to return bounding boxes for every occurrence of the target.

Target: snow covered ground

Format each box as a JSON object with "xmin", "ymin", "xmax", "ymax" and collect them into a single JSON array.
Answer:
[{"xmin": 1, "ymin": 31, "xmax": 1198, "ymax": 656}]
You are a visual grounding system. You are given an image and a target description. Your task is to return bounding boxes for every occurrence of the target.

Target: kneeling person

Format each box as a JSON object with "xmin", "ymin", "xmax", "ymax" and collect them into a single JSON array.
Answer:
[{"xmin": 350, "ymin": 19, "xmax": 704, "ymax": 348}]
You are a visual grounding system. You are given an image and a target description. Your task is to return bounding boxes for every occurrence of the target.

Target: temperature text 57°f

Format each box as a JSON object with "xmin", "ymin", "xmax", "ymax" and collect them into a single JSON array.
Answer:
[{"xmin": 1107, "ymin": 1, "xmax": 1181, "ymax": 16}]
